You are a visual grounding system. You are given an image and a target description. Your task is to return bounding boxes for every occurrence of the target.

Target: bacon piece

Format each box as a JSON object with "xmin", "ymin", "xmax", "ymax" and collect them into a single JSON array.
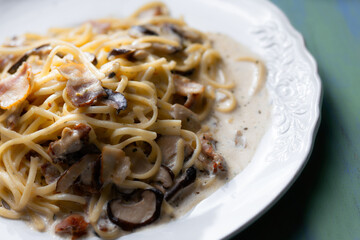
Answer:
[
  {"xmin": 0, "ymin": 63, "xmax": 32, "ymax": 109},
  {"xmin": 48, "ymin": 123, "xmax": 92, "ymax": 166},
  {"xmin": 57, "ymin": 63, "xmax": 105, "ymax": 107},
  {"xmin": 55, "ymin": 214, "xmax": 89, "ymax": 239},
  {"xmin": 196, "ymin": 133, "xmax": 227, "ymax": 174}
]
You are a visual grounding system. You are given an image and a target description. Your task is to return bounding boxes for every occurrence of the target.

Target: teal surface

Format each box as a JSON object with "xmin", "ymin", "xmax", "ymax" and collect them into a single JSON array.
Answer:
[{"xmin": 234, "ymin": 1, "xmax": 360, "ymax": 240}]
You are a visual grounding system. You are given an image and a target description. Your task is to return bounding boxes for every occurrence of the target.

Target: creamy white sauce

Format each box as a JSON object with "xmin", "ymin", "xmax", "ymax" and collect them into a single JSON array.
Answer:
[{"xmin": 166, "ymin": 33, "xmax": 271, "ymax": 218}]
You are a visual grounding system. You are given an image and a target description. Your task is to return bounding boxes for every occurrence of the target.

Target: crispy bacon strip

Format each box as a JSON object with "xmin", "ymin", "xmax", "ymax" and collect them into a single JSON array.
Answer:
[
  {"xmin": 58, "ymin": 63, "xmax": 105, "ymax": 107},
  {"xmin": 48, "ymin": 123, "xmax": 91, "ymax": 166},
  {"xmin": 55, "ymin": 214, "xmax": 89, "ymax": 239},
  {"xmin": 0, "ymin": 63, "xmax": 32, "ymax": 109},
  {"xmin": 197, "ymin": 133, "xmax": 227, "ymax": 174}
]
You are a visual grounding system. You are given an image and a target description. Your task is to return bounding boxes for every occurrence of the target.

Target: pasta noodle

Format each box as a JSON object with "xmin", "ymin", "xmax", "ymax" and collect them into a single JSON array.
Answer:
[{"xmin": 0, "ymin": 2, "xmax": 265, "ymax": 239}]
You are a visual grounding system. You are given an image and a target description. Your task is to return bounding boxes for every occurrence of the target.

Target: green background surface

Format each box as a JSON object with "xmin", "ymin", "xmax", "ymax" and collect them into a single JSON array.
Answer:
[{"xmin": 234, "ymin": 0, "xmax": 360, "ymax": 240}]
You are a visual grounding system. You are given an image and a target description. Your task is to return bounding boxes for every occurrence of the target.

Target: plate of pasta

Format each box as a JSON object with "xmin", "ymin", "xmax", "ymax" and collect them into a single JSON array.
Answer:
[{"xmin": 0, "ymin": 0, "xmax": 321, "ymax": 239}]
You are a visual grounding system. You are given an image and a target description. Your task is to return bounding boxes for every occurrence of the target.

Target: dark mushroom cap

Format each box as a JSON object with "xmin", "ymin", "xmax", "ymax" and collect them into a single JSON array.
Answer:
[
  {"xmin": 165, "ymin": 166, "xmax": 197, "ymax": 201},
  {"xmin": 107, "ymin": 188, "xmax": 163, "ymax": 231},
  {"xmin": 108, "ymin": 48, "xmax": 135, "ymax": 59},
  {"xmin": 58, "ymin": 63, "xmax": 106, "ymax": 108},
  {"xmin": 128, "ymin": 25, "xmax": 159, "ymax": 38},
  {"xmin": 101, "ymin": 88, "xmax": 127, "ymax": 114},
  {"xmin": 8, "ymin": 44, "xmax": 51, "ymax": 74},
  {"xmin": 153, "ymin": 165, "xmax": 174, "ymax": 189}
]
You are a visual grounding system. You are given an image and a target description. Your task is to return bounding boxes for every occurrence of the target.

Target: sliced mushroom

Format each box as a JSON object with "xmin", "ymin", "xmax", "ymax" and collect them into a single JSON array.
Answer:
[
  {"xmin": 108, "ymin": 48, "xmax": 149, "ymax": 62},
  {"xmin": 55, "ymin": 214, "xmax": 89, "ymax": 238},
  {"xmin": 124, "ymin": 146, "xmax": 153, "ymax": 175},
  {"xmin": 100, "ymin": 88, "xmax": 127, "ymax": 114},
  {"xmin": 173, "ymin": 74, "xmax": 204, "ymax": 96},
  {"xmin": 153, "ymin": 165, "xmax": 174, "ymax": 189},
  {"xmin": 101, "ymin": 145, "xmax": 131, "ymax": 186},
  {"xmin": 156, "ymin": 135, "xmax": 179, "ymax": 169},
  {"xmin": 164, "ymin": 166, "xmax": 197, "ymax": 201},
  {"xmin": 128, "ymin": 25, "xmax": 158, "ymax": 38},
  {"xmin": 0, "ymin": 63, "xmax": 32, "ymax": 109},
  {"xmin": 8, "ymin": 44, "xmax": 51, "ymax": 74},
  {"xmin": 171, "ymin": 68, "xmax": 195, "ymax": 77},
  {"xmin": 58, "ymin": 62, "xmax": 106, "ymax": 107},
  {"xmin": 195, "ymin": 133, "xmax": 227, "ymax": 175},
  {"xmin": 41, "ymin": 162, "xmax": 60, "ymax": 184},
  {"xmin": 1, "ymin": 199, "xmax": 10, "ymax": 210},
  {"xmin": 151, "ymin": 43, "xmax": 180, "ymax": 55},
  {"xmin": 163, "ymin": 23, "xmax": 202, "ymax": 43},
  {"xmin": 156, "ymin": 135, "xmax": 193, "ymax": 170},
  {"xmin": 73, "ymin": 154, "xmax": 102, "ymax": 194},
  {"xmin": 173, "ymin": 74, "xmax": 204, "ymax": 108},
  {"xmin": 107, "ymin": 189, "xmax": 164, "ymax": 231},
  {"xmin": 108, "ymin": 48, "xmax": 135, "ymax": 59},
  {"xmin": 130, "ymin": 49, "xmax": 149, "ymax": 61},
  {"xmin": 170, "ymin": 104, "xmax": 201, "ymax": 132},
  {"xmin": 48, "ymin": 123, "xmax": 92, "ymax": 166},
  {"xmin": 56, "ymin": 154, "xmax": 99, "ymax": 193}
]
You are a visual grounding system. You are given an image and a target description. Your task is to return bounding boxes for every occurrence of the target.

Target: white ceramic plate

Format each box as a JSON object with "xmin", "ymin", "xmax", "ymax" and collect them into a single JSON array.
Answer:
[{"xmin": 0, "ymin": 0, "xmax": 321, "ymax": 239}]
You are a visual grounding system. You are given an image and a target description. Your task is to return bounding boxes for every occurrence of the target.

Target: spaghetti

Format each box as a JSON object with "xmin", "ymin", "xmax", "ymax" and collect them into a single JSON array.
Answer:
[{"xmin": 0, "ymin": 2, "xmax": 263, "ymax": 239}]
